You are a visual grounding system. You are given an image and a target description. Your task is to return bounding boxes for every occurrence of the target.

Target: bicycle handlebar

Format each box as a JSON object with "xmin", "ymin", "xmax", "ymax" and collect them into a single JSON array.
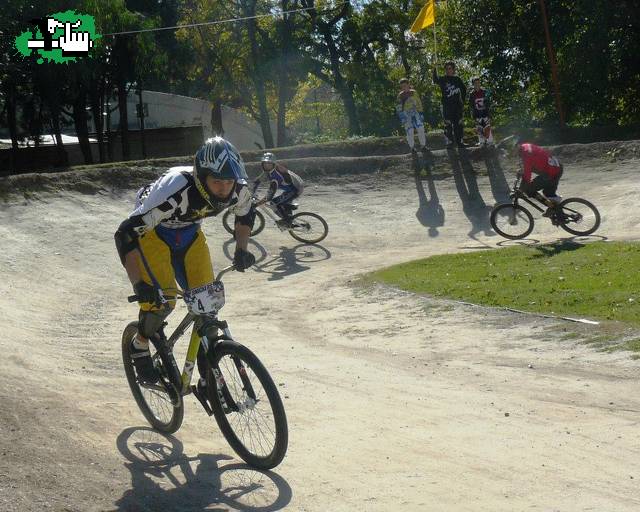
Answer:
[
  {"xmin": 127, "ymin": 264, "xmax": 237, "ymax": 303},
  {"xmin": 214, "ymin": 264, "xmax": 235, "ymax": 281}
]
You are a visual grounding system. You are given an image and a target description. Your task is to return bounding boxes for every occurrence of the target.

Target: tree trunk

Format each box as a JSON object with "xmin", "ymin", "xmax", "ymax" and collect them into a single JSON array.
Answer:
[
  {"xmin": 50, "ymin": 106, "xmax": 68, "ymax": 167},
  {"xmin": 137, "ymin": 84, "xmax": 147, "ymax": 159},
  {"xmin": 398, "ymin": 43, "xmax": 412, "ymax": 78},
  {"xmin": 318, "ymin": 23, "xmax": 361, "ymax": 135},
  {"xmin": 276, "ymin": 74, "xmax": 288, "ymax": 147},
  {"xmin": 34, "ymin": 64, "xmax": 68, "ymax": 166},
  {"xmin": 244, "ymin": 0, "xmax": 275, "ymax": 148},
  {"xmin": 212, "ymin": 99, "xmax": 223, "ymax": 136},
  {"xmin": 335, "ymin": 77, "xmax": 360, "ymax": 136},
  {"xmin": 304, "ymin": 1, "xmax": 360, "ymax": 135},
  {"xmin": 276, "ymin": 0, "xmax": 293, "ymax": 147},
  {"xmin": 399, "ymin": 0, "xmax": 412, "ymax": 77},
  {"xmin": 117, "ymin": 77, "xmax": 130, "ymax": 160},
  {"xmin": 89, "ymin": 77, "xmax": 105, "ymax": 163},
  {"xmin": 106, "ymin": 92, "xmax": 114, "ymax": 162},
  {"xmin": 5, "ymin": 84, "xmax": 19, "ymax": 151},
  {"xmin": 5, "ymin": 84, "xmax": 19, "ymax": 174},
  {"xmin": 72, "ymin": 84, "xmax": 94, "ymax": 164},
  {"xmin": 34, "ymin": 99, "xmax": 44, "ymax": 148}
]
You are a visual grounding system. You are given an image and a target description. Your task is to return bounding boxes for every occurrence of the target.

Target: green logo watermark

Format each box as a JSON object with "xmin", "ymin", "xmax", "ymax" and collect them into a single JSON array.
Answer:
[{"xmin": 15, "ymin": 10, "xmax": 100, "ymax": 64}]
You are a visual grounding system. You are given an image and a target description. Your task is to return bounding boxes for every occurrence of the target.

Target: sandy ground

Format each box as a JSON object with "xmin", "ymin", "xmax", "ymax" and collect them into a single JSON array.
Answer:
[{"xmin": 1, "ymin": 145, "xmax": 639, "ymax": 511}]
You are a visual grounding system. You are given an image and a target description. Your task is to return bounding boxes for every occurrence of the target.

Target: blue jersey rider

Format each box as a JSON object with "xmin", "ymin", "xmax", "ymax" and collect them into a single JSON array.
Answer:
[{"xmin": 252, "ymin": 153, "xmax": 304, "ymax": 228}]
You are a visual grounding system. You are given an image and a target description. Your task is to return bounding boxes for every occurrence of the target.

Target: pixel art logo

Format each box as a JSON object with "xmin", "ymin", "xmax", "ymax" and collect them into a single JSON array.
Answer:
[{"xmin": 14, "ymin": 10, "xmax": 99, "ymax": 64}]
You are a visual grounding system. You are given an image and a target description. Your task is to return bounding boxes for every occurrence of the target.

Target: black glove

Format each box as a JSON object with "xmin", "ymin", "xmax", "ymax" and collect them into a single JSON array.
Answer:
[
  {"xmin": 233, "ymin": 247, "xmax": 256, "ymax": 272},
  {"xmin": 133, "ymin": 281, "xmax": 161, "ymax": 304}
]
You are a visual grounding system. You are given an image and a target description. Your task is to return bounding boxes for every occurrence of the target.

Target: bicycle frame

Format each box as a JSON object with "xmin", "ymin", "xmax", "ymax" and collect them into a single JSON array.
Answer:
[
  {"xmin": 510, "ymin": 176, "xmax": 551, "ymax": 214},
  {"xmin": 255, "ymin": 199, "xmax": 293, "ymax": 224},
  {"xmin": 136, "ymin": 265, "xmax": 237, "ymax": 397}
]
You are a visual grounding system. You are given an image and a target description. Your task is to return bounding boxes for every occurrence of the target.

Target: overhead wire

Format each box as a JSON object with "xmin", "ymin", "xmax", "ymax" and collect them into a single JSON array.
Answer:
[
  {"xmin": 102, "ymin": 2, "xmax": 349, "ymax": 37},
  {"xmin": 1, "ymin": 2, "xmax": 349, "ymax": 39}
]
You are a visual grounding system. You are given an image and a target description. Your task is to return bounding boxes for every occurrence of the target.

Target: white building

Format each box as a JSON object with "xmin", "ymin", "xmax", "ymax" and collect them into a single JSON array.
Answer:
[{"xmin": 109, "ymin": 90, "xmax": 275, "ymax": 151}]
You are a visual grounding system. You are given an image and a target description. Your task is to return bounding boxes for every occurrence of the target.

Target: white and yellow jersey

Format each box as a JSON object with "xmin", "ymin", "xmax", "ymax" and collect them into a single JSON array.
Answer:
[{"xmin": 130, "ymin": 166, "xmax": 252, "ymax": 233}]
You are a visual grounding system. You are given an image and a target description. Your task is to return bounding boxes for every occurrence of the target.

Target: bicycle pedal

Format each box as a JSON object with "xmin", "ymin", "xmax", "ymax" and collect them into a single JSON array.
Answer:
[{"xmin": 191, "ymin": 384, "xmax": 213, "ymax": 416}]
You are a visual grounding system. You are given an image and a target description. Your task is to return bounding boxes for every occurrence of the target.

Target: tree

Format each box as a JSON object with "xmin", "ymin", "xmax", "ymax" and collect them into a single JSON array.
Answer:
[{"xmin": 300, "ymin": 0, "xmax": 361, "ymax": 135}]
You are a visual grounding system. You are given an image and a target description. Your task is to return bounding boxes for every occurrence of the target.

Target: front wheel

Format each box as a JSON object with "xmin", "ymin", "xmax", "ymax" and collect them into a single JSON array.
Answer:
[
  {"xmin": 206, "ymin": 341, "xmax": 288, "ymax": 469},
  {"xmin": 222, "ymin": 209, "xmax": 265, "ymax": 237},
  {"xmin": 121, "ymin": 322, "xmax": 184, "ymax": 434},
  {"xmin": 490, "ymin": 203, "xmax": 534, "ymax": 240},
  {"xmin": 557, "ymin": 198, "xmax": 601, "ymax": 236},
  {"xmin": 288, "ymin": 212, "xmax": 329, "ymax": 244}
]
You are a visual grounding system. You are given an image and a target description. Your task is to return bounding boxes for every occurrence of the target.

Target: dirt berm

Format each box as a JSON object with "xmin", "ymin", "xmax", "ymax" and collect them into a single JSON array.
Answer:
[{"xmin": 0, "ymin": 138, "xmax": 639, "ymax": 511}]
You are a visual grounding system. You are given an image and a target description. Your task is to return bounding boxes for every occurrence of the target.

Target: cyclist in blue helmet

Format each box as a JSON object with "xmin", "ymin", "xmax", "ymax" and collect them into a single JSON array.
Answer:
[
  {"xmin": 252, "ymin": 152, "xmax": 305, "ymax": 229},
  {"xmin": 114, "ymin": 137, "xmax": 256, "ymax": 383}
]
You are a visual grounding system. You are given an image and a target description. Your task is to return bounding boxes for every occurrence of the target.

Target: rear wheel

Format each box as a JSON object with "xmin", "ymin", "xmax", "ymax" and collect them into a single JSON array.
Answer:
[
  {"xmin": 222, "ymin": 210, "xmax": 265, "ymax": 237},
  {"xmin": 206, "ymin": 341, "xmax": 288, "ymax": 469},
  {"xmin": 490, "ymin": 203, "xmax": 534, "ymax": 240},
  {"xmin": 121, "ymin": 322, "xmax": 184, "ymax": 434},
  {"xmin": 557, "ymin": 198, "xmax": 601, "ymax": 236},
  {"xmin": 288, "ymin": 212, "xmax": 329, "ymax": 244}
]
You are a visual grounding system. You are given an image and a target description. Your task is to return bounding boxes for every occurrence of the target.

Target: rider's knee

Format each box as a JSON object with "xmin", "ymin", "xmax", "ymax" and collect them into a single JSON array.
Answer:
[{"xmin": 138, "ymin": 309, "xmax": 171, "ymax": 339}]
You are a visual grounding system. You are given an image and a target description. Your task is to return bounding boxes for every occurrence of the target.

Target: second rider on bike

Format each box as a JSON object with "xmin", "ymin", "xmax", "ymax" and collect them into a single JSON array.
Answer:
[
  {"xmin": 252, "ymin": 153, "xmax": 305, "ymax": 229},
  {"xmin": 114, "ymin": 137, "xmax": 256, "ymax": 384}
]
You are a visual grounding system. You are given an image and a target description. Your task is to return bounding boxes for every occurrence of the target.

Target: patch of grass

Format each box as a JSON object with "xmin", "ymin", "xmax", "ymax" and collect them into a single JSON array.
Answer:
[
  {"xmin": 582, "ymin": 334, "xmax": 617, "ymax": 351},
  {"xmin": 603, "ymin": 338, "xmax": 640, "ymax": 353},
  {"xmin": 366, "ymin": 241, "xmax": 640, "ymax": 326}
]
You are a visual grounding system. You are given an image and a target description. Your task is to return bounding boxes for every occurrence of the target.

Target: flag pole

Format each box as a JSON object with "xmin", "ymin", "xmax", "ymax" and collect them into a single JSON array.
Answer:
[{"xmin": 432, "ymin": 14, "xmax": 438, "ymax": 63}]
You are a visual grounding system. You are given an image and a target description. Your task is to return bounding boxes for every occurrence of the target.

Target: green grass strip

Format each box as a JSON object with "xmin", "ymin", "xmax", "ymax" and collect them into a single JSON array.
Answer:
[{"xmin": 367, "ymin": 241, "xmax": 640, "ymax": 325}]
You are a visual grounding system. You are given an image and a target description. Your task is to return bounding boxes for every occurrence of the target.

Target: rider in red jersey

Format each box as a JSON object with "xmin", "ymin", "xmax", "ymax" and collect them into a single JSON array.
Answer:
[
  {"xmin": 498, "ymin": 136, "xmax": 564, "ymax": 217},
  {"xmin": 518, "ymin": 143, "xmax": 563, "ymax": 203}
]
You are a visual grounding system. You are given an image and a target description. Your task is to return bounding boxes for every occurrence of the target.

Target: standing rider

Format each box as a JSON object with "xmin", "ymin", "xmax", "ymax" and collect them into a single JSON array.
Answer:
[
  {"xmin": 114, "ymin": 136, "xmax": 256, "ymax": 383},
  {"xmin": 469, "ymin": 77, "xmax": 494, "ymax": 147},
  {"xmin": 396, "ymin": 78, "xmax": 429, "ymax": 154},
  {"xmin": 252, "ymin": 153, "xmax": 304, "ymax": 229},
  {"xmin": 433, "ymin": 60, "xmax": 467, "ymax": 148}
]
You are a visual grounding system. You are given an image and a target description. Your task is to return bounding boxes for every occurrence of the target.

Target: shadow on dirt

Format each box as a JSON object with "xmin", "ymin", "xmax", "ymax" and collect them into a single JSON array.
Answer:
[
  {"xmin": 222, "ymin": 238, "xmax": 269, "ymax": 266},
  {"xmin": 412, "ymin": 153, "xmax": 445, "ymax": 237},
  {"xmin": 447, "ymin": 149, "xmax": 495, "ymax": 239},
  {"xmin": 114, "ymin": 427, "xmax": 292, "ymax": 512},
  {"xmin": 482, "ymin": 149, "xmax": 512, "ymax": 205},
  {"xmin": 253, "ymin": 243, "xmax": 332, "ymax": 281}
]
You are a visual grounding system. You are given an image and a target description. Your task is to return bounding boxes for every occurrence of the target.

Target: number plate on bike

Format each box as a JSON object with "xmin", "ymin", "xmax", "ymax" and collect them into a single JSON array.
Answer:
[{"xmin": 184, "ymin": 281, "xmax": 225, "ymax": 314}]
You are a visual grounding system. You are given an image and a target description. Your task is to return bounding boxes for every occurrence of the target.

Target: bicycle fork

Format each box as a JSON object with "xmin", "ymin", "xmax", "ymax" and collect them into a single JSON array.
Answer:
[{"xmin": 184, "ymin": 318, "xmax": 251, "ymax": 416}]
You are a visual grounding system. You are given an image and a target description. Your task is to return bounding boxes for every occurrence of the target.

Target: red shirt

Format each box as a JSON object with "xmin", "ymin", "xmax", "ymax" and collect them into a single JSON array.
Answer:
[{"xmin": 519, "ymin": 143, "xmax": 562, "ymax": 183}]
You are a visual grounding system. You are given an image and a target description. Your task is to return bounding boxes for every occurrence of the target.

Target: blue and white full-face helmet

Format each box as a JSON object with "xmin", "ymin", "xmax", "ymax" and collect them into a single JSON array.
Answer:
[{"xmin": 194, "ymin": 137, "xmax": 248, "ymax": 195}]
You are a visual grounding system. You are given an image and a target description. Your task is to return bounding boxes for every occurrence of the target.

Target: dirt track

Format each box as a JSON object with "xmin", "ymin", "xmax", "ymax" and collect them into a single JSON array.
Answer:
[{"xmin": 1, "ymin": 143, "xmax": 639, "ymax": 511}]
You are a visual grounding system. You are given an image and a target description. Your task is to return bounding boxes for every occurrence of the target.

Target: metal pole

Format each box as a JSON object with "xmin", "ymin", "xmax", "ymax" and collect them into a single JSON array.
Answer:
[{"xmin": 538, "ymin": 0, "xmax": 566, "ymax": 128}]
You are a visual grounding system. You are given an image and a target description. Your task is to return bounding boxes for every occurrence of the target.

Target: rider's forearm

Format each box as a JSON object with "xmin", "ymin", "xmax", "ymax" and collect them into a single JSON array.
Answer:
[
  {"xmin": 266, "ymin": 182, "xmax": 277, "ymax": 201},
  {"xmin": 235, "ymin": 224, "xmax": 251, "ymax": 251}
]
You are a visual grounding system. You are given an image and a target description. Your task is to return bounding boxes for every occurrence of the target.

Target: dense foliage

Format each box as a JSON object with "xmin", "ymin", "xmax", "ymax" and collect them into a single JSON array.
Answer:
[{"xmin": 1, "ymin": 0, "xmax": 639, "ymax": 164}]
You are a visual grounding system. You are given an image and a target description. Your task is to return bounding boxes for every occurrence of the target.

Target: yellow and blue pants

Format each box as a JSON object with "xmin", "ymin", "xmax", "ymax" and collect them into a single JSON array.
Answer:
[{"xmin": 137, "ymin": 224, "xmax": 214, "ymax": 338}]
